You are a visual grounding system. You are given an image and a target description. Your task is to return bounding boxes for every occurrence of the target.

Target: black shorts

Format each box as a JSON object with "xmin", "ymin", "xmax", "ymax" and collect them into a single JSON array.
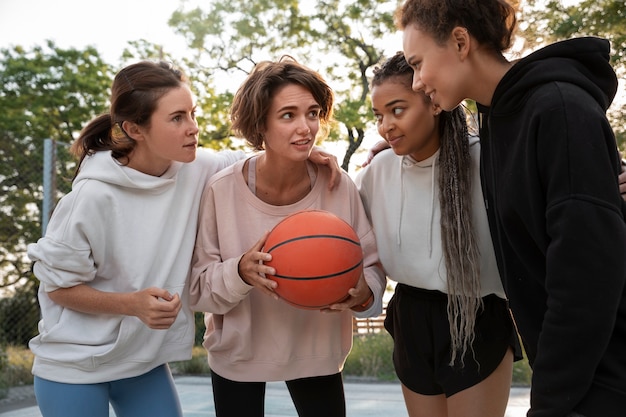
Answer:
[{"xmin": 384, "ymin": 284, "xmax": 519, "ymax": 397}]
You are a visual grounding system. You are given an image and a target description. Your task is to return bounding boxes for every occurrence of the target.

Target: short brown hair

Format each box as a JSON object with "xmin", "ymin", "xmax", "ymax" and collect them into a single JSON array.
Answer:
[{"xmin": 230, "ymin": 56, "xmax": 334, "ymax": 150}]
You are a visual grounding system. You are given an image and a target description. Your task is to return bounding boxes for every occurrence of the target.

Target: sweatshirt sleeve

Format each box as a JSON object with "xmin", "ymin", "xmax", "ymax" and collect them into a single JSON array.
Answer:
[
  {"xmin": 353, "ymin": 227, "xmax": 386, "ymax": 319},
  {"xmin": 528, "ymin": 85, "xmax": 626, "ymax": 417},
  {"xmin": 347, "ymin": 176, "xmax": 387, "ymax": 319},
  {"xmin": 27, "ymin": 182, "xmax": 100, "ymax": 292},
  {"xmin": 214, "ymin": 149, "xmax": 247, "ymax": 171},
  {"xmin": 196, "ymin": 148, "xmax": 247, "ymax": 179},
  {"xmin": 188, "ymin": 174, "xmax": 254, "ymax": 314}
]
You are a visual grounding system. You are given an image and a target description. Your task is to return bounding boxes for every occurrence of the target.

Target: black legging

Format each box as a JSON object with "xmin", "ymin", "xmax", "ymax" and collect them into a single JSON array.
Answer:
[{"xmin": 210, "ymin": 370, "xmax": 346, "ymax": 417}]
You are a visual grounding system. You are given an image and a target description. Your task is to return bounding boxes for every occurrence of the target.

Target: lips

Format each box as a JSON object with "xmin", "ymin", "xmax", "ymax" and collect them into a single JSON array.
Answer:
[
  {"xmin": 387, "ymin": 135, "xmax": 403, "ymax": 147},
  {"xmin": 292, "ymin": 138, "xmax": 311, "ymax": 146}
]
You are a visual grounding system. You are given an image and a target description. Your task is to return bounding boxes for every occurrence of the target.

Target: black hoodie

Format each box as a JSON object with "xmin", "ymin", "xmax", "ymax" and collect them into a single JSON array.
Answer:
[{"xmin": 478, "ymin": 37, "xmax": 626, "ymax": 417}]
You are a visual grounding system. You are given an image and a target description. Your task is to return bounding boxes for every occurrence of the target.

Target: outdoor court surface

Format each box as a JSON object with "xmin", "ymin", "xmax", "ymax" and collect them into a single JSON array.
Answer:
[{"xmin": 0, "ymin": 376, "xmax": 530, "ymax": 417}]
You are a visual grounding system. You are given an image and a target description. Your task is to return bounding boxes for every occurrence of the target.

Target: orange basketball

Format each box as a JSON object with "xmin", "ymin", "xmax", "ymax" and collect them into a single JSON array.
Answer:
[{"xmin": 264, "ymin": 210, "xmax": 363, "ymax": 309}]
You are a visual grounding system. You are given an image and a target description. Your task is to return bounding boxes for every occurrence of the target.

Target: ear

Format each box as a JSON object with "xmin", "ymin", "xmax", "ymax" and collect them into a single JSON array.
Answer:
[
  {"xmin": 452, "ymin": 26, "xmax": 470, "ymax": 59},
  {"xmin": 432, "ymin": 104, "xmax": 442, "ymax": 116},
  {"xmin": 121, "ymin": 120, "xmax": 145, "ymax": 142}
]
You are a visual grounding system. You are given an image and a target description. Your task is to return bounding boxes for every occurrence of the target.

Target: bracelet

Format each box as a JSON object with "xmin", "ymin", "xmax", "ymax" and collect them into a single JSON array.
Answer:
[
  {"xmin": 352, "ymin": 292, "xmax": 374, "ymax": 312},
  {"xmin": 360, "ymin": 293, "xmax": 374, "ymax": 308}
]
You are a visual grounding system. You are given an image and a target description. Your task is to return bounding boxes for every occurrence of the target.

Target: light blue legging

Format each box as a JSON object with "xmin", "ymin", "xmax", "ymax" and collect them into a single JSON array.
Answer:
[{"xmin": 34, "ymin": 364, "xmax": 182, "ymax": 417}]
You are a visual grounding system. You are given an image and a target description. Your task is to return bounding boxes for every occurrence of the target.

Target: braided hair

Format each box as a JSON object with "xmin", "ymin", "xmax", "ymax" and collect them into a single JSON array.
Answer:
[{"xmin": 372, "ymin": 52, "xmax": 482, "ymax": 366}]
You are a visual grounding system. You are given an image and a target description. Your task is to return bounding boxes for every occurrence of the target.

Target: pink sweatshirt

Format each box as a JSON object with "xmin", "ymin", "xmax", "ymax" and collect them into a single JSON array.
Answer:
[{"xmin": 190, "ymin": 156, "xmax": 386, "ymax": 382}]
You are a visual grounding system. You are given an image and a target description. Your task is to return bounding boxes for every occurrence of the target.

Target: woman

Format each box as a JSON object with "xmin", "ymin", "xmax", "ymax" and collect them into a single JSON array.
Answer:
[
  {"xmin": 397, "ymin": 1, "xmax": 626, "ymax": 416},
  {"xmin": 357, "ymin": 51, "xmax": 517, "ymax": 417},
  {"xmin": 27, "ymin": 60, "xmax": 339, "ymax": 417},
  {"xmin": 189, "ymin": 56, "xmax": 386, "ymax": 417}
]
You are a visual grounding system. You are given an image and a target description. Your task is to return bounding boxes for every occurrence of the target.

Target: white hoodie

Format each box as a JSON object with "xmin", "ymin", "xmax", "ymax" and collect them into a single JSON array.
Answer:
[
  {"xmin": 27, "ymin": 148, "xmax": 244, "ymax": 384},
  {"xmin": 355, "ymin": 136, "xmax": 505, "ymax": 298}
]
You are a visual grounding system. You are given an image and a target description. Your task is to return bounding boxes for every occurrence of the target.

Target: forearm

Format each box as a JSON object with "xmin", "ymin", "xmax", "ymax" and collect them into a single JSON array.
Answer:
[
  {"xmin": 48, "ymin": 283, "xmax": 181, "ymax": 330},
  {"xmin": 48, "ymin": 284, "xmax": 135, "ymax": 315}
]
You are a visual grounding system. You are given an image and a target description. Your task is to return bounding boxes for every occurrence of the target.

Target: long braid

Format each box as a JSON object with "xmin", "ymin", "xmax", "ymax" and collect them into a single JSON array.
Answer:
[
  {"xmin": 438, "ymin": 106, "xmax": 482, "ymax": 366},
  {"xmin": 372, "ymin": 52, "xmax": 482, "ymax": 366}
]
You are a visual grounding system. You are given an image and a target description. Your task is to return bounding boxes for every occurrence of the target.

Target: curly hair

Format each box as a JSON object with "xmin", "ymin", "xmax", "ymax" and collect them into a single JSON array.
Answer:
[{"xmin": 396, "ymin": 0, "xmax": 518, "ymax": 54}]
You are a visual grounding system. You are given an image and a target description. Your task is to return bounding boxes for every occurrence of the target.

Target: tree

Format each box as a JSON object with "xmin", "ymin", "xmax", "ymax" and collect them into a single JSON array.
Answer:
[
  {"xmin": 0, "ymin": 42, "xmax": 112, "ymax": 344},
  {"xmin": 121, "ymin": 39, "xmax": 242, "ymax": 151},
  {"xmin": 519, "ymin": 0, "xmax": 626, "ymax": 150},
  {"xmin": 168, "ymin": 0, "xmax": 402, "ymax": 171}
]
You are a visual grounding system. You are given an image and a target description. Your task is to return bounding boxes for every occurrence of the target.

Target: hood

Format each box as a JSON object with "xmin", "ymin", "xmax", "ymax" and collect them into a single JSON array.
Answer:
[
  {"xmin": 73, "ymin": 151, "xmax": 184, "ymax": 194},
  {"xmin": 493, "ymin": 37, "xmax": 618, "ymax": 113}
]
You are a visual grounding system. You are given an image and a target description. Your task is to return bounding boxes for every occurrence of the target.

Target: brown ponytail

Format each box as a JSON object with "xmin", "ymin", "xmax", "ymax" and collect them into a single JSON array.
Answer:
[{"xmin": 70, "ymin": 61, "xmax": 188, "ymax": 178}]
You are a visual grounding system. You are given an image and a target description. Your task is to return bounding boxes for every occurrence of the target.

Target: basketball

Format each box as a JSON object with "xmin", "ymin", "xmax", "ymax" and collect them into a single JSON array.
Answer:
[{"xmin": 264, "ymin": 210, "xmax": 363, "ymax": 309}]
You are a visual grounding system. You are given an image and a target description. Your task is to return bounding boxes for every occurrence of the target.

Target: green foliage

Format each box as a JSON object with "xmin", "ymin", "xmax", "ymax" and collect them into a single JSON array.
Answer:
[
  {"xmin": 0, "ymin": 282, "xmax": 39, "ymax": 346},
  {"xmin": 170, "ymin": 346, "xmax": 210, "ymax": 375},
  {"xmin": 513, "ymin": 356, "xmax": 533, "ymax": 386},
  {"xmin": 0, "ymin": 42, "xmax": 113, "ymax": 295},
  {"xmin": 168, "ymin": 0, "xmax": 402, "ymax": 170},
  {"xmin": 344, "ymin": 332, "xmax": 397, "ymax": 381},
  {"xmin": 519, "ymin": 0, "xmax": 626, "ymax": 150},
  {"xmin": 194, "ymin": 312, "xmax": 206, "ymax": 346},
  {"xmin": 0, "ymin": 346, "xmax": 8, "ymax": 399},
  {"xmin": 0, "ymin": 345, "xmax": 35, "ymax": 392}
]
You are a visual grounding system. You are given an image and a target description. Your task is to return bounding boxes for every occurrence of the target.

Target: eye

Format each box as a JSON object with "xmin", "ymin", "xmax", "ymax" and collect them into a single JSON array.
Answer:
[
  {"xmin": 393, "ymin": 107, "xmax": 404, "ymax": 116},
  {"xmin": 281, "ymin": 112, "xmax": 294, "ymax": 120},
  {"xmin": 409, "ymin": 60, "xmax": 421, "ymax": 70},
  {"xmin": 308, "ymin": 109, "xmax": 321, "ymax": 119},
  {"xmin": 373, "ymin": 113, "xmax": 383, "ymax": 123},
  {"xmin": 173, "ymin": 115, "xmax": 182, "ymax": 122}
]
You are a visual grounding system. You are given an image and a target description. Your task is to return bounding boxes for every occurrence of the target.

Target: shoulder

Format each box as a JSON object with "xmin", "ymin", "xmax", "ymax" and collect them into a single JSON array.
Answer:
[
  {"xmin": 195, "ymin": 148, "xmax": 247, "ymax": 175},
  {"xmin": 371, "ymin": 148, "xmax": 397, "ymax": 165},
  {"xmin": 357, "ymin": 149, "xmax": 397, "ymax": 177},
  {"xmin": 206, "ymin": 157, "xmax": 246, "ymax": 188},
  {"xmin": 526, "ymin": 82, "xmax": 598, "ymax": 113}
]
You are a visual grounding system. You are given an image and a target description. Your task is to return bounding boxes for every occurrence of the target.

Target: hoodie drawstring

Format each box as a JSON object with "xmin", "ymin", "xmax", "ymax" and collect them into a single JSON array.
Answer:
[{"xmin": 398, "ymin": 154, "xmax": 437, "ymax": 258}]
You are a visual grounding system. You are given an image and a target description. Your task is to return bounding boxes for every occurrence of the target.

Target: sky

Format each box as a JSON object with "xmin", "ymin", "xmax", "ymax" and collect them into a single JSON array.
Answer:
[
  {"xmin": 0, "ymin": 0, "xmax": 622, "ymax": 127},
  {"xmin": 0, "ymin": 0, "xmax": 383, "ymax": 171},
  {"xmin": 0, "ymin": 0, "xmax": 189, "ymax": 64}
]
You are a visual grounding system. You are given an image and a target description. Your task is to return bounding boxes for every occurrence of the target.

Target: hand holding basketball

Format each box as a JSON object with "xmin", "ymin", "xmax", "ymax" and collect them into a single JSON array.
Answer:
[
  {"xmin": 327, "ymin": 275, "xmax": 373, "ymax": 312},
  {"xmin": 237, "ymin": 231, "xmax": 279, "ymax": 299}
]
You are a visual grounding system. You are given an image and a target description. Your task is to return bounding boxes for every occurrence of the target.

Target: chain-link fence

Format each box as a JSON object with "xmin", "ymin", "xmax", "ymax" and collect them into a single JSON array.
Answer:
[{"xmin": 1, "ymin": 139, "xmax": 73, "ymax": 348}]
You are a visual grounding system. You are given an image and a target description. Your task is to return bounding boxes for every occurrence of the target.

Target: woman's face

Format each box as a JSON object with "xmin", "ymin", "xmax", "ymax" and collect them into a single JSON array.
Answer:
[
  {"xmin": 125, "ymin": 85, "xmax": 199, "ymax": 176},
  {"xmin": 402, "ymin": 24, "xmax": 467, "ymax": 112},
  {"xmin": 371, "ymin": 78, "xmax": 440, "ymax": 162},
  {"xmin": 262, "ymin": 83, "xmax": 320, "ymax": 161}
]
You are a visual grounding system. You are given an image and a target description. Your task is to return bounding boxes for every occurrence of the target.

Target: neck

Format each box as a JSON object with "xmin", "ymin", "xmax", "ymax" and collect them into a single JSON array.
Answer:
[
  {"xmin": 125, "ymin": 150, "xmax": 170, "ymax": 177},
  {"xmin": 466, "ymin": 49, "xmax": 513, "ymax": 107},
  {"xmin": 257, "ymin": 153, "xmax": 310, "ymax": 188},
  {"xmin": 253, "ymin": 154, "xmax": 313, "ymax": 205}
]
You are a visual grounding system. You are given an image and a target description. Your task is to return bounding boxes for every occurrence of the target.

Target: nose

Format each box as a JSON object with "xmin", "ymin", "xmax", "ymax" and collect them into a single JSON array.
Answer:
[
  {"xmin": 412, "ymin": 74, "xmax": 425, "ymax": 93},
  {"xmin": 188, "ymin": 119, "xmax": 199, "ymax": 135},
  {"xmin": 297, "ymin": 118, "xmax": 312, "ymax": 136},
  {"xmin": 380, "ymin": 117, "xmax": 394, "ymax": 135}
]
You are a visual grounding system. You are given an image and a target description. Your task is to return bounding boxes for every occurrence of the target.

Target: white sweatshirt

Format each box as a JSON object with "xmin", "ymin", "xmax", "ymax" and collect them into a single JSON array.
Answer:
[
  {"xmin": 27, "ymin": 148, "xmax": 244, "ymax": 384},
  {"xmin": 355, "ymin": 137, "xmax": 505, "ymax": 298}
]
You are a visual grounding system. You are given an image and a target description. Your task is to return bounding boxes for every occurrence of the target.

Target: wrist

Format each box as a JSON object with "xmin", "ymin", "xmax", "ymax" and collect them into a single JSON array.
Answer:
[{"xmin": 351, "ymin": 291, "xmax": 374, "ymax": 312}]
